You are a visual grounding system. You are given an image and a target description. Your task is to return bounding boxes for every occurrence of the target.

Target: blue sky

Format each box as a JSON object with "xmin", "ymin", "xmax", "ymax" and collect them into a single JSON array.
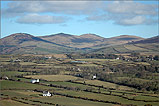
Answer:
[{"xmin": 1, "ymin": 1, "xmax": 158, "ymax": 38}]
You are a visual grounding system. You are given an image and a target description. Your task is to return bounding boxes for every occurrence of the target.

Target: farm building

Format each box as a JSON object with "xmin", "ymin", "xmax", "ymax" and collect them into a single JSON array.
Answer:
[
  {"xmin": 2, "ymin": 76, "xmax": 9, "ymax": 80},
  {"xmin": 92, "ymin": 75, "xmax": 97, "ymax": 79},
  {"xmin": 31, "ymin": 79, "xmax": 39, "ymax": 83},
  {"xmin": 45, "ymin": 56, "xmax": 52, "ymax": 59},
  {"xmin": 43, "ymin": 91, "xmax": 51, "ymax": 97},
  {"xmin": 13, "ymin": 59, "xmax": 21, "ymax": 62}
]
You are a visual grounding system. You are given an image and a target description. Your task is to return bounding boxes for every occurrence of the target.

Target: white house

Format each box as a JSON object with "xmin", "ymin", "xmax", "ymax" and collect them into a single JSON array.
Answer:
[
  {"xmin": 3, "ymin": 76, "xmax": 9, "ymax": 80},
  {"xmin": 13, "ymin": 59, "xmax": 21, "ymax": 62},
  {"xmin": 43, "ymin": 91, "xmax": 51, "ymax": 97},
  {"xmin": 31, "ymin": 79, "xmax": 39, "ymax": 83},
  {"xmin": 45, "ymin": 56, "xmax": 52, "ymax": 59},
  {"xmin": 77, "ymin": 68, "xmax": 81, "ymax": 71},
  {"xmin": 92, "ymin": 75, "xmax": 97, "ymax": 79}
]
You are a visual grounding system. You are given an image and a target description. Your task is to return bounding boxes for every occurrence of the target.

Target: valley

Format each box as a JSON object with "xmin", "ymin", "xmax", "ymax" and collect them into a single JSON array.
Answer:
[
  {"xmin": 0, "ymin": 33, "xmax": 159, "ymax": 106},
  {"xmin": 0, "ymin": 53, "xmax": 159, "ymax": 106},
  {"xmin": 1, "ymin": 0, "xmax": 158, "ymax": 106}
]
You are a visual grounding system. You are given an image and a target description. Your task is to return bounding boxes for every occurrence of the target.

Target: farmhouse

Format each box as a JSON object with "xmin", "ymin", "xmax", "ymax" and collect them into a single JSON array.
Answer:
[
  {"xmin": 13, "ymin": 59, "xmax": 21, "ymax": 62},
  {"xmin": 45, "ymin": 56, "xmax": 52, "ymax": 59},
  {"xmin": 92, "ymin": 75, "xmax": 97, "ymax": 79},
  {"xmin": 31, "ymin": 79, "xmax": 39, "ymax": 83},
  {"xmin": 43, "ymin": 91, "xmax": 51, "ymax": 97},
  {"xmin": 2, "ymin": 76, "xmax": 9, "ymax": 80}
]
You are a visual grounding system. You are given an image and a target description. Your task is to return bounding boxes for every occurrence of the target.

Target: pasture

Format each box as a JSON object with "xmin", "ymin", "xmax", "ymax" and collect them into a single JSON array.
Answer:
[
  {"xmin": 0, "ymin": 54, "xmax": 159, "ymax": 106},
  {"xmin": 25, "ymin": 75, "xmax": 82, "ymax": 81},
  {"xmin": 1, "ymin": 78, "xmax": 159, "ymax": 106},
  {"xmin": 76, "ymin": 79, "xmax": 133, "ymax": 91},
  {"xmin": 0, "ymin": 100, "xmax": 32, "ymax": 106}
]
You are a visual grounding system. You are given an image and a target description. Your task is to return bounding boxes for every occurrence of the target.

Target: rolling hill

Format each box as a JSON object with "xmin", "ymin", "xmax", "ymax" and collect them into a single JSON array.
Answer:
[
  {"xmin": 90, "ymin": 35, "xmax": 144, "ymax": 49},
  {"xmin": 0, "ymin": 33, "xmax": 78, "ymax": 54},
  {"xmin": 92, "ymin": 36, "xmax": 159, "ymax": 55},
  {"xmin": 39, "ymin": 33, "xmax": 105, "ymax": 48},
  {"xmin": 0, "ymin": 33, "xmax": 158, "ymax": 54},
  {"xmin": 129, "ymin": 35, "xmax": 159, "ymax": 44},
  {"xmin": 39, "ymin": 33, "xmax": 143, "ymax": 48}
]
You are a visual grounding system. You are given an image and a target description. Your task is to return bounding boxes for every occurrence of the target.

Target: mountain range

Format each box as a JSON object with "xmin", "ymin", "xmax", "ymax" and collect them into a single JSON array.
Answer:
[
  {"xmin": 0, "ymin": 33, "xmax": 158, "ymax": 54},
  {"xmin": 39, "ymin": 33, "xmax": 144, "ymax": 48}
]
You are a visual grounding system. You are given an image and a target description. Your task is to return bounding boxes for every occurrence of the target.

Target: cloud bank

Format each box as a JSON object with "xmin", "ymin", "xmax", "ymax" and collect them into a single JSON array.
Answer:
[
  {"xmin": 87, "ymin": 1, "xmax": 158, "ymax": 26},
  {"xmin": 2, "ymin": 1, "xmax": 158, "ymax": 26},
  {"xmin": 2, "ymin": 1, "xmax": 103, "ymax": 16}
]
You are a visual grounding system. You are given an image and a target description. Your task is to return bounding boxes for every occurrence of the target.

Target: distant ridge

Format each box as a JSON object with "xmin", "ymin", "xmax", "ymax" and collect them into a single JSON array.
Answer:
[
  {"xmin": 129, "ymin": 35, "xmax": 159, "ymax": 44},
  {"xmin": 39, "ymin": 33, "xmax": 143, "ymax": 48},
  {"xmin": 41, "ymin": 33, "xmax": 74, "ymax": 38},
  {"xmin": 0, "ymin": 33, "xmax": 72, "ymax": 47},
  {"xmin": 1, "ymin": 32, "xmax": 158, "ymax": 54},
  {"xmin": 39, "ymin": 33, "xmax": 105, "ymax": 48},
  {"xmin": 104, "ymin": 35, "xmax": 144, "ymax": 42},
  {"xmin": 0, "ymin": 33, "xmax": 37, "ymax": 45},
  {"xmin": 78, "ymin": 33, "xmax": 104, "ymax": 39},
  {"xmin": 92, "ymin": 36, "xmax": 159, "ymax": 54},
  {"xmin": 0, "ymin": 33, "xmax": 78, "ymax": 54}
]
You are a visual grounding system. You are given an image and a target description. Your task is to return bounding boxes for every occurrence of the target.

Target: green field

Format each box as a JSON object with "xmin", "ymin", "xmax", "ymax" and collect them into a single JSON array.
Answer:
[
  {"xmin": 76, "ymin": 79, "xmax": 133, "ymax": 90},
  {"xmin": 25, "ymin": 75, "xmax": 82, "ymax": 81},
  {"xmin": 29, "ymin": 95, "xmax": 113, "ymax": 106},
  {"xmin": 19, "ymin": 62, "xmax": 37, "ymax": 65},
  {"xmin": 124, "ymin": 45, "xmax": 148, "ymax": 51},
  {"xmin": 0, "ymin": 71, "xmax": 30, "ymax": 78},
  {"xmin": 0, "ymin": 100, "xmax": 32, "ymax": 106},
  {"xmin": 0, "ymin": 54, "xmax": 159, "ymax": 106},
  {"xmin": 55, "ymin": 89, "xmax": 159, "ymax": 106},
  {"xmin": 1, "ymin": 79, "xmax": 159, "ymax": 106},
  {"xmin": 0, "ymin": 80, "xmax": 51, "ymax": 90}
]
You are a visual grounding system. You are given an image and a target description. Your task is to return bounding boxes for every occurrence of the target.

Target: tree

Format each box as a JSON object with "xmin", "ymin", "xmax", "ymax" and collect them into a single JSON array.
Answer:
[
  {"xmin": 131, "ymin": 52, "xmax": 140, "ymax": 57},
  {"xmin": 154, "ymin": 55, "xmax": 159, "ymax": 60}
]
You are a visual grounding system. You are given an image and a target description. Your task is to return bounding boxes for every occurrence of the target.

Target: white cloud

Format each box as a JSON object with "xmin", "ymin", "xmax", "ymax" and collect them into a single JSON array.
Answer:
[
  {"xmin": 87, "ymin": 14, "xmax": 158, "ymax": 26},
  {"xmin": 106, "ymin": 1, "xmax": 157, "ymax": 16},
  {"xmin": 116, "ymin": 16, "xmax": 146, "ymax": 25},
  {"xmin": 2, "ymin": 1, "xmax": 104, "ymax": 24},
  {"xmin": 87, "ymin": 1, "xmax": 158, "ymax": 26},
  {"xmin": 2, "ymin": 1, "xmax": 158, "ymax": 26},
  {"xmin": 16, "ymin": 13, "xmax": 68, "ymax": 24},
  {"xmin": 2, "ymin": 1, "xmax": 103, "ymax": 16}
]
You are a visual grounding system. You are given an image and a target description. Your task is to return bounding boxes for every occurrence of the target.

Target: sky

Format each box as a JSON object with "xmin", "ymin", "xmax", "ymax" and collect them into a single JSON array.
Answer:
[{"xmin": 1, "ymin": 0, "xmax": 159, "ymax": 38}]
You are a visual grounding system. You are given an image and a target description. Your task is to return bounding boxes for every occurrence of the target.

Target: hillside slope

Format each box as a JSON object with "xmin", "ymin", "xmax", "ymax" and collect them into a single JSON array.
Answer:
[
  {"xmin": 92, "ymin": 36, "xmax": 159, "ymax": 54},
  {"xmin": 39, "ymin": 33, "xmax": 144, "ymax": 48},
  {"xmin": 0, "ymin": 33, "xmax": 78, "ymax": 54},
  {"xmin": 90, "ymin": 35, "xmax": 144, "ymax": 49},
  {"xmin": 129, "ymin": 35, "xmax": 159, "ymax": 44},
  {"xmin": 39, "ymin": 33, "xmax": 105, "ymax": 48},
  {"xmin": 1, "ymin": 33, "xmax": 157, "ymax": 54}
]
